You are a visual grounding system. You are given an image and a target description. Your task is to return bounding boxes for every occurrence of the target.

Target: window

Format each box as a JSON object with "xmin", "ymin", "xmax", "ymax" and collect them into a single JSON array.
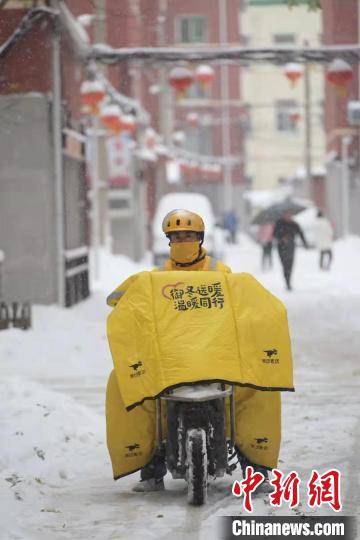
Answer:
[
  {"xmin": 177, "ymin": 16, "xmax": 207, "ymax": 43},
  {"xmin": 185, "ymin": 125, "xmax": 213, "ymax": 155},
  {"xmin": 273, "ymin": 33, "xmax": 296, "ymax": 45},
  {"xmin": 275, "ymin": 99, "xmax": 298, "ymax": 132}
]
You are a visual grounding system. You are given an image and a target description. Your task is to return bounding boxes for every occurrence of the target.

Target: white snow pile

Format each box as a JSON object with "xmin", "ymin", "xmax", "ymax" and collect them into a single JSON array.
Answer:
[{"xmin": 0, "ymin": 377, "xmax": 105, "ymax": 485}]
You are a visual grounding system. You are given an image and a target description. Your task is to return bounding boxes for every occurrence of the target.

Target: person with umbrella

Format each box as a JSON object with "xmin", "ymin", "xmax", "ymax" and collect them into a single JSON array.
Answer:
[
  {"xmin": 258, "ymin": 221, "xmax": 274, "ymax": 270},
  {"xmin": 273, "ymin": 210, "xmax": 309, "ymax": 290}
]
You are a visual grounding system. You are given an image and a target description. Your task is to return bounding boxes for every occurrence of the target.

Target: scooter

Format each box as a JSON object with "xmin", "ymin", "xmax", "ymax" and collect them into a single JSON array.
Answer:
[{"xmin": 156, "ymin": 383, "xmax": 237, "ymax": 505}]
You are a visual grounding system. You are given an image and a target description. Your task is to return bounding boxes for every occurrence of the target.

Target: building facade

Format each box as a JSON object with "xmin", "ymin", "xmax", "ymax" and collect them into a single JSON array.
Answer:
[
  {"xmin": 242, "ymin": 0, "xmax": 325, "ymax": 199},
  {"xmin": 105, "ymin": 0, "xmax": 245, "ymax": 217},
  {"xmin": 0, "ymin": 1, "xmax": 91, "ymax": 305},
  {"xmin": 322, "ymin": 0, "xmax": 360, "ymax": 236}
]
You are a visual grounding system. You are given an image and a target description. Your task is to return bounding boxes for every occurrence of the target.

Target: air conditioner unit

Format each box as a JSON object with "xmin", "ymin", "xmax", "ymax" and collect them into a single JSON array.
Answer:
[{"xmin": 347, "ymin": 101, "xmax": 360, "ymax": 125}]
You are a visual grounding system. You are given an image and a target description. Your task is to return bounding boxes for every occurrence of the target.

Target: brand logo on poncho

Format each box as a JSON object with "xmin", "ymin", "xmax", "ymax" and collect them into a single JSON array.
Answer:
[
  {"xmin": 162, "ymin": 282, "xmax": 185, "ymax": 299},
  {"xmin": 126, "ymin": 443, "xmax": 140, "ymax": 451},
  {"xmin": 255, "ymin": 437, "xmax": 268, "ymax": 444},
  {"xmin": 264, "ymin": 349, "xmax": 277, "ymax": 358},
  {"xmin": 262, "ymin": 348, "xmax": 280, "ymax": 364},
  {"xmin": 130, "ymin": 361, "xmax": 143, "ymax": 371},
  {"xmin": 125, "ymin": 443, "xmax": 143, "ymax": 458},
  {"xmin": 129, "ymin": 361, "xmax": 146, "ymax": 378},
  {"xmin": 162, "ymin": 281, "xmax": 225, "ymax": 311},
  {"xmin": 251, "ymin": 437, "xmax": 269, "ymax": 451}
]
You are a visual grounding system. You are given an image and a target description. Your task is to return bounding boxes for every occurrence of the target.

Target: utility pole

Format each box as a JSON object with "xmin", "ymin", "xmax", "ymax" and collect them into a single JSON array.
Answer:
[
  {"xmin": 304, "ymin": 41, "xmax": 312, "ymax": 200},
  {"xmin": 92, "ymin": 0, "xmax": 108, "ymax": 247},
  {"xmin": 89, "ymin": 115, "xmax": 101, "ymax": 279},
  {"xmin": 157, "ymin": 0, "xmax": 173, "ymax": 199},
  {"xmin": 51, "ymin": 2, "xmax": 65, "ymax": 306},
  {"xmin": 218, "ymin": 0, "xmax": 232, "ymax": 213},
  {"xmin": 341, "ymin": 136, "xmax": 351, "ymax": 237}
]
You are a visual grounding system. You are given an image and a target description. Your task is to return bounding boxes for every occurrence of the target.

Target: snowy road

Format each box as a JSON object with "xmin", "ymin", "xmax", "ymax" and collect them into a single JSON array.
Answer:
[{"xmin": 1, "ymin": 236, "xmax": 359, "ymax": 539}]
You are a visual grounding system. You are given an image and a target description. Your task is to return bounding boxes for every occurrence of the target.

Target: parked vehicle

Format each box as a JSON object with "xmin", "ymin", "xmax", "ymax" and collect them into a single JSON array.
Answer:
[
  {"xmin": 152, "ymin": 193, "xmax": 224, "ymax": 266},
  {"xmin": 157, "ymin": 383, "xmax": 236, "ymax": 505}
]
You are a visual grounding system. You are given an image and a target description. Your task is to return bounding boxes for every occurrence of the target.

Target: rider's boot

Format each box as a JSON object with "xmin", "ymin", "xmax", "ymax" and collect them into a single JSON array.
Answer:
[
  {"xmin": 132, "ymin": 451, "xmax": 166, "ymax": 493},
  {"xmin": 253, "ymin": 465, "xmax": 272, "ymax": 494},
  {"xmin": 237, "ymin": 451, "xmax": 273, "ymax": 494},
  {"xmin": 132, "ymin": 477, "xmax": 165, "ymax": 492}
]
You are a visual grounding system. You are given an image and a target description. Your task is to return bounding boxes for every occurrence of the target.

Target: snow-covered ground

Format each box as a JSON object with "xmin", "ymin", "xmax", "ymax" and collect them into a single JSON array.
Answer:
[{"xmin": 1, "ymin": 235, "xmax": 359, "ymax": 539}]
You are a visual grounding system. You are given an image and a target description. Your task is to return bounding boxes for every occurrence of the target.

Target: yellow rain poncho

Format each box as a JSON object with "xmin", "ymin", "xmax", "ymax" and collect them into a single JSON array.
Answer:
[{"xmin": 106, "ymin": 269, "xmax": 293, "ymax": 479}]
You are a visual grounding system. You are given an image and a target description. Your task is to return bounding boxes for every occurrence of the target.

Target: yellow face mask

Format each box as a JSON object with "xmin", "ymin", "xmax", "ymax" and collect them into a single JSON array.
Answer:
[{"xmin": 170, "ymin": 241, "xmax": 200, "ymax": 265}]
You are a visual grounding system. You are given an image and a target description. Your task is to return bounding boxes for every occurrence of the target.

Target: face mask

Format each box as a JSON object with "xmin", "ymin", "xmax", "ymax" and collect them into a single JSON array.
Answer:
[{"xmin": 170, "ymin": 241, "xmax": 200, "ymax": 264}]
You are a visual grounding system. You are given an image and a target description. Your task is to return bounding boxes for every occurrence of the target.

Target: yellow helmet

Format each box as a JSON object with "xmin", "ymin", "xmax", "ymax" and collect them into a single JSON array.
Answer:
[{"xmin": 162, "ymin": 209, "xmax": 205, "ymax": 235}]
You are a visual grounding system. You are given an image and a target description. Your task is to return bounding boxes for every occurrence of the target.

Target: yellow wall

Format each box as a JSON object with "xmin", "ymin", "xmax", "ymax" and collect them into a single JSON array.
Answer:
[{"xmin": 242, "ymin": 4, "xmax": 325, "ymax": 190}]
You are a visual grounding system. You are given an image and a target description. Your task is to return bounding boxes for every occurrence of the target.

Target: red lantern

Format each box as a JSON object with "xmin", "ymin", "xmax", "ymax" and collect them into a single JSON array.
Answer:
[
  {"xmin": 186, "ymin": 111, "xmax": 199, "ymax": 128},
  {"xmin": 284, "ymin": 63, "xmax": 303, "ymax": 88},
  {"xmin": 289, "ymin": 111, "xmax": 301, "ymax": 124},
  {"xmin": 80, "ymin": 80, "xmax": 106, "ymax": 116},
  {"xmin": 195, "ymin": 64, "xmax": 215, "ymax": 89},
  {"xmin": 100, "ymin": 104, "xmax": 122, "ymax": 134},
  {"xmin": 327, "ymin": 59, "xmax": 354, "ymax": 97},
  {"xmin": 168, "ymin": 67, "xmax": 194, "ymax": 99},
  {"xmin": 121, "ymin": 114, "xmax": 136, "ymax": 134}
]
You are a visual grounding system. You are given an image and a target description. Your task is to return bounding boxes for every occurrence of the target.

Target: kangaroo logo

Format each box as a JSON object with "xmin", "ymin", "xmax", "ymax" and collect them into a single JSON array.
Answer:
[
  {"xmin": 264, "ymin": 349, "xmax": 278, "ymax": 358},
  {"xmin": 126, "ymin": 443, "xmax": 140, "ymax": 451},
  {"xmin": 130, "ymin": 361, "xmax": 143, "ymax": 371},
  {"xmin": 255, "ymin": 437, "xmax": 269, "ymax": 444}
]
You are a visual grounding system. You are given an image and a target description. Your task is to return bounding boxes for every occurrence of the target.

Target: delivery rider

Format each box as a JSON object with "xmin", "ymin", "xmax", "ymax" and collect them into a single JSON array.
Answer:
[{"xmin": 132, "ymin": 209, "xmax": 273, "ymax": 492}]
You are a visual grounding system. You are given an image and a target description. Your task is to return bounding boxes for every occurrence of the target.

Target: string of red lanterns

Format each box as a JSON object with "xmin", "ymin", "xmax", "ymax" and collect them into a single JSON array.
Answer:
[
  {"xmin": 283, "ymin": 58, "xmax": 354, "ymax": 98},
  {"xmin": 80, "ymin": 79, "xmax": 137, "ymax": 136},
  {"xmin": 168, "ymin": 64, "xmax": 215, "ymax": 99}
]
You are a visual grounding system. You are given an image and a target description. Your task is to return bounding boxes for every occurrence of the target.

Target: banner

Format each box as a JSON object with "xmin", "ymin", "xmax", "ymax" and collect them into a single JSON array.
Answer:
[{"xmin": 105, "ymin": 134, "xmax": 131, "ymax": 187}]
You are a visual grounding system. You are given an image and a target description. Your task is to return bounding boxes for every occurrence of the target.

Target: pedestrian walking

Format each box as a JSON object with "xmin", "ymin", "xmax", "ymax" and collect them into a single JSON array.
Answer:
[
  {"xmin": 273, "ymin": 211, "xmax": 308, "ymax": 290},
  {"xmin": 314, "ymin": 210, "xmax": 334, "ymax": 270},
  {"xmin": 258, "ymin": 221, "xmax": 274, "ymax": 270},
  {"xmin": 224, "ymin": 210, "xmax": 238, "ymax": 244}
]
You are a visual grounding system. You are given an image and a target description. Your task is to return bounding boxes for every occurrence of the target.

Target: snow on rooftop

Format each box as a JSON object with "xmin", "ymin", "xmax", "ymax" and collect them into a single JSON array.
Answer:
[{"xmin": 243, "ymin": 187, "xmax": 292, "ymax": 208}]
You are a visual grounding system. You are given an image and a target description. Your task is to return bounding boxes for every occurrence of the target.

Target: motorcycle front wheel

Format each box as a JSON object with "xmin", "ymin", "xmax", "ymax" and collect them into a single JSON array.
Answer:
[{"xmin": 186, "ymin": 428, "xmax": 208, "ymax": 505}]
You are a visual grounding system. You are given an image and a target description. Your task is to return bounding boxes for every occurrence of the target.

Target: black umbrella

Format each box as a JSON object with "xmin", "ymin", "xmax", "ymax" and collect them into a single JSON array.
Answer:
[{"xmin": 252, "ymin": 199, "xmax": 307, "ymax": 225}]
